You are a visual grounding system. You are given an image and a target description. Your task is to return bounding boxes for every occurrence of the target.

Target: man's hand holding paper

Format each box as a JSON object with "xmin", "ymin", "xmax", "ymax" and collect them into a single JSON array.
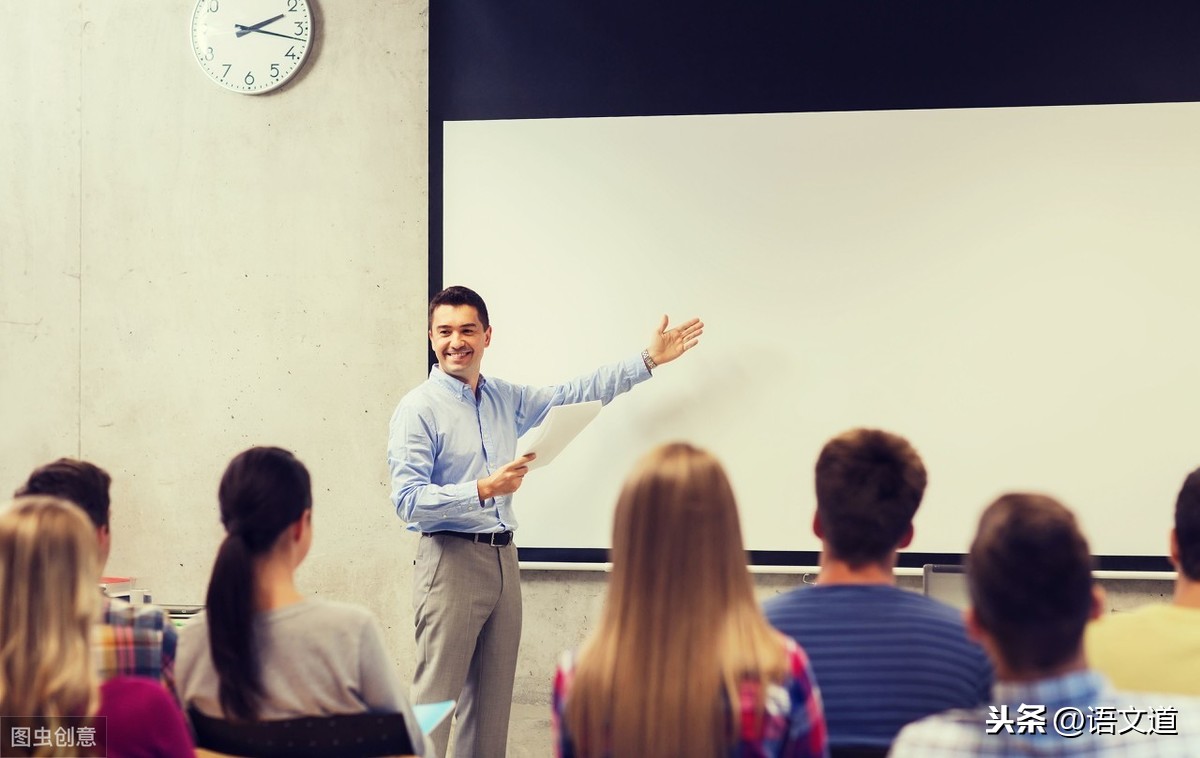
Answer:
[{"xmin": 478, "ymin": 453, "xmax": 537, "ymax": 503}]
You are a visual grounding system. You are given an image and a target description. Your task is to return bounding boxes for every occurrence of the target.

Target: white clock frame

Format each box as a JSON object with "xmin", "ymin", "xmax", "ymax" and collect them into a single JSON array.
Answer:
[{"xmin": 191, "ymin": 0, "xmax": 314, "ymax": 94}]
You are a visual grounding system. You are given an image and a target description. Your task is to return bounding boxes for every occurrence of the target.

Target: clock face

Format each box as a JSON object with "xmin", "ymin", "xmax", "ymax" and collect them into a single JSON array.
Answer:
[{"xmin": 191, "ymin": 0, "xmax": 313, "ymax": 94}]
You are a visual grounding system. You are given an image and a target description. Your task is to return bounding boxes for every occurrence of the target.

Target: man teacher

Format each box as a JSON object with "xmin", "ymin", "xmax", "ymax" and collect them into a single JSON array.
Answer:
[{"xmin": 388, "ymin": 285, "xmax": 702, "ymax": 757}]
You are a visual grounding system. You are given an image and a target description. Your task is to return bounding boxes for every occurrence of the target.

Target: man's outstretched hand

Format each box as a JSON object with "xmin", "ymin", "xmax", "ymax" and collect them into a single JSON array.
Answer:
[{"xmin": 647, "ymin": 315, "xmax": 704, "ymax": 367}]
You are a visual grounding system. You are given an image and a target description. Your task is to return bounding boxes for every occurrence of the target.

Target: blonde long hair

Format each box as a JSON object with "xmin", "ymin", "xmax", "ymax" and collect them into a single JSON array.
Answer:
[
  {"xmin": 0, "ymin": 497, "xmax": 100, "ymax": 729},
  {"xmin": 566, "ymin": 443, "xmax": 787, "ymax": 757}
]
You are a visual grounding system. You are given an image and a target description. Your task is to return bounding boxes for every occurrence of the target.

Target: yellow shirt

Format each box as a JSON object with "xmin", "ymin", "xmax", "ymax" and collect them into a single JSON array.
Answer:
[{"xmin": 1086, "ymin": 604, "xmax": 1200, "ymax": 695}]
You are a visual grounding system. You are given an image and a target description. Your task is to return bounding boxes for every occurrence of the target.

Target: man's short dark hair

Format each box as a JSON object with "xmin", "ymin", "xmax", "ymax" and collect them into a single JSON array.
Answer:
[
  {"xmin": 14, "ymin": 458, "xmax": 111, "ymax": 529},
  {"xmin": 1175, "ymin": 467, "xmax": 1200, "ymax": 580},
  {"xmin": 813, "ymin": 428, "xmax": 927, "ymax": 566},
  {"xmin": 968, "ymin": 493, "xmax": 1095, "ymax": 674},
  {"xmin": 429, "ymin": 286, "xmax": 490, "ymax": 330}
]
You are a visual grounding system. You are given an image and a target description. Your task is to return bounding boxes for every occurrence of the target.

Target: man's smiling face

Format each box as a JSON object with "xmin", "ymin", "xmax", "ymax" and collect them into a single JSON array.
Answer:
[{"xmin": 429, "ymin": 304, "xmax": 491, "ymax": 386}]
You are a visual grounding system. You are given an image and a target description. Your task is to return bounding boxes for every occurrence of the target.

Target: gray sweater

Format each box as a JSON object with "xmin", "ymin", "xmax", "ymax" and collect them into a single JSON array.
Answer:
[{"xmin": 176, "ymin": 598, "xmax": 425, "ymax": 755}]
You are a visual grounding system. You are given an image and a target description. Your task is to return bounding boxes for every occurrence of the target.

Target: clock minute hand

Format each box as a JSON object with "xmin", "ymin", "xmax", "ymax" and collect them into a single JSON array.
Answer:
[
  {"xmin": 234, "ymin": 14, "xmax": 286, "ymax": 38},
  {"xmin": 235, "ymin": 27, "xmax": 306, "ymax": 42}
]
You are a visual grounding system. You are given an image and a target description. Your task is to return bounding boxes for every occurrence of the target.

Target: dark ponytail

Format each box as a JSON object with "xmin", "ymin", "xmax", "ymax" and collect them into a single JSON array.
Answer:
[{"xmin": 205, "ymin": 446, "xmax": 311, "ymax": 721}]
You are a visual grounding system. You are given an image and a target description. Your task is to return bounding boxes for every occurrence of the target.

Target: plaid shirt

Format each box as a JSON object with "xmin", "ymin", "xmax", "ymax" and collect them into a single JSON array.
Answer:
[
  {"xmin": 553, "ymin": 637, "xmax": 828, "ymax": 758},
  {"xmin": 892, "ymin": 670, "xmax": 1200, "ymax": 757},
  {"xmin": 96, "ymin": 595, "xmax": 178, "ymax": 702}
]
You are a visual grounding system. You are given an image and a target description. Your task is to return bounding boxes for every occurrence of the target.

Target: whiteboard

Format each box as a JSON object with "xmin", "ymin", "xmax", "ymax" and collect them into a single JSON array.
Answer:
[{"xmin": 443, "ymin": 104, "xmax": 1200, "ymax": 560}]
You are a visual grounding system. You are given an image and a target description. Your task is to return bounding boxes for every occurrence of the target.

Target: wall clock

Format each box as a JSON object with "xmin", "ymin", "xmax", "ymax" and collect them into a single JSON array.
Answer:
[{"xmin": 191, "ymin": 0, "xmax": 313, "ymax": 94}]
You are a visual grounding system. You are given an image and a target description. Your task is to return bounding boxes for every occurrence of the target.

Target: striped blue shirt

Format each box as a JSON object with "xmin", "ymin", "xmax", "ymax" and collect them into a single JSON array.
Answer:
[
  {"xmin": 387, "ymin": 355, "xmax": 649, "ymax": 533},
  {"xmin": 763, "ymin": 583, "xmax": 993, "ymax": 749}
]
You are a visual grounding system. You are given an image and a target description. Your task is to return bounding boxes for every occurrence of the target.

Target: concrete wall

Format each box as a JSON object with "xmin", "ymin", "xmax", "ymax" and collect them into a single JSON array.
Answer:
[
  {"xmin": 2, "ymin": 0, "xmax": 428, "ymax": 694},
  {"xmin": 1, "ymin": 4, "xmax": 1177, "ymax": 757}
]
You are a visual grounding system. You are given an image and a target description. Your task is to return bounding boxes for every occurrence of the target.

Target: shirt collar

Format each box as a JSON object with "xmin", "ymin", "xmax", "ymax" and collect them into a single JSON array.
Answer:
[
  {"xmin": 993, "ymin": 669, "xmax": 1108, "ymax": 710},
  {"xmin": 428, "ymin": 365, "xmax": 486, "ymax": 401}
]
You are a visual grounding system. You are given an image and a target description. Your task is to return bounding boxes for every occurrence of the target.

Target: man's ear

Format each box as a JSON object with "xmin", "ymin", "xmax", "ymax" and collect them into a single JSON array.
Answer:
[
  {"xmin": 812, "ymin": 513, "xmax": 823, "ymax": 540},
  {"xmin": 1170, "ymin": 529, "xmax": 1182, "ymax": 571},
  {"xmin": 483, "ymin": 325, "xmax": 492, "ymax": 347},
  {"xmin": 897, "ymin": 524, "xmax": 915, "ymax": 550},
  {"xmin": 963, "ymin": 606, "xmax": 983, "ymax": 642}
]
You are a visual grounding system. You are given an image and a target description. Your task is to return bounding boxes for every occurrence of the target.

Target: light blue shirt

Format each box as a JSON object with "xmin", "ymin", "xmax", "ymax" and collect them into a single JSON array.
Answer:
[
  {"xmin": 892, "ymin": 669, "xmax": 1200, "ymax": 756},
  {"xmin": 387, "ymin": 354, "xmax": 650, "ymax": 533}
]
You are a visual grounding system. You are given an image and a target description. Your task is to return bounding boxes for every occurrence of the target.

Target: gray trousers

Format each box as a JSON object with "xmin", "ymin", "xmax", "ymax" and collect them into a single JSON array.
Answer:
[{"xmin": 412, "ymin": 534, "xmax": 522, "ymax": 758}]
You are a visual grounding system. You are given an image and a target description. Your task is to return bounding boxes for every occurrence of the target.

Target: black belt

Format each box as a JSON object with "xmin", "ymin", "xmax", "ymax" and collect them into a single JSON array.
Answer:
[{"xmin": 425, "ymin": 530, "xmax": 514, "ymax": 547}]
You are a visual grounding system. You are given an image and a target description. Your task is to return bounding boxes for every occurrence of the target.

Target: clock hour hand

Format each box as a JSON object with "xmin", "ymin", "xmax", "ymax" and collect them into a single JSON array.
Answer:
[
  {"xmin": 234, "ymin": 14, "xmax": 286, "ymax": 38},
  {"xmin": 235, "ymin": 27, "xmax": 306, "ymax": 42}
]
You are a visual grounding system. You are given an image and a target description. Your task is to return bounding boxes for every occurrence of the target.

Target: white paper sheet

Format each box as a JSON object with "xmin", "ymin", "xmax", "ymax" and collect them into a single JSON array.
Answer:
[{"xmin": 516, "ymin": 401, "xmax": 603, "ymax": 471}]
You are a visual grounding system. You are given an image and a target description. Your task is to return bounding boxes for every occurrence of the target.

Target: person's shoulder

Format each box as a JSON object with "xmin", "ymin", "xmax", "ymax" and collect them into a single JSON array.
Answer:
[
  {"xmin": 554, "ymin": 649, "xmax": 579, "ymax": 701},
  {"xmin": 763, "ymin": 585, "xmax": 876, "ymax": 634},
  {"xmin": 892, "ymin": 707, "xmax": 985, "ymax": 755},
  {"xmin": 836, "ymin": 584, "xmax": 975, "ymax": 633},
  {"xmin": 102, "ymin": 597, "xmax": 176, "ymax": 631},
  {"xmin": 894, "ymin": 705, "xmax": 992, "ymax": 752},
  {"xmin": 393, "ymin": 376, "xmax": 440, "ymax": 412},
  {"xmin": 1106, "ymin": 688, "xmax": 1200, "ymax": 740},
  {"xmin": 101, "ymin": 674, "xmax": 168, "ymax": 695},
  {"xmin": 767, "ymin": 583, "xmax": 955, "ymax": 616},
  {"xmin": 176, "ymin": 610, "xmax": 209, "ymax": 646},
  {"xmin": 103, "ymin": 597, "xmax": 178, "ymax": 652},
  {"xmin": 99, "ymin": 675, "xmax": 175, "ymax": 711},
  {"xmin": 888, "ymin": 592, "xmax": 989, "ymax": 660},
  {"xmin": 281, "ymin": 598, "xmax": 379, "ymax": 629},
  {"xmin": 777, "ymin": 633, "xmax": 806, "ymax": 661},
  {"xmin": 776, "ymin": 634, "xmax": 818, "ymax": 680},
  {"xmin": 1090, "ymin": 603, "xmax": 1174, "ymax": 635},
  {"xmin": 101, "ymin": 595, "xmax": 133, "ymax": 623},
  {"xmin": 304, "ymin": 596, "xmax": 375, "ymax": 616},
  {"xmin": 479, "ymin": 373, "xmax": 523, "ymax": 398},
  {"xmin": 555, "ymin": 649, "xmax": 579, "ymax": 690},
  {"xmin": 896, "ymin": 708, "xmax": 981, "ymax": 735},
  {"xmin": 889, "ymin": 586, "xmax": 971, "ymax": 621},
  {"xmin": 762, "ymin": 585, "xmax": 820, "ymax": 616}
]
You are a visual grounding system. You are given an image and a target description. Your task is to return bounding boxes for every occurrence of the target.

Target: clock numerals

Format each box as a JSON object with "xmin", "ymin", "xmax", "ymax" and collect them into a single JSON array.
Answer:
[
  {"xmin": 210, "ymin": 62, "xmax": 289, "ymax": 87},
  {"xmin": 192, "ymin": 0, "xmax": 312, "ymax": 93}
]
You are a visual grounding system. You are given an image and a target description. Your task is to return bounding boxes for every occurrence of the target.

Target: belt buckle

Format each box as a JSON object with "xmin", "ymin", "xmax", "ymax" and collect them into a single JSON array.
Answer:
[{"xmin": 489, "ymin": 532, "xmax": 504, "ymax": 546}]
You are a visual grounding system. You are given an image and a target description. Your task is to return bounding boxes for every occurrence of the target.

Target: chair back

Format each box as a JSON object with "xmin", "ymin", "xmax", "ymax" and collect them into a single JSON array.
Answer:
[{"xmin": 188, "ymin": 707, "xmax": 415, "ymax": 758}]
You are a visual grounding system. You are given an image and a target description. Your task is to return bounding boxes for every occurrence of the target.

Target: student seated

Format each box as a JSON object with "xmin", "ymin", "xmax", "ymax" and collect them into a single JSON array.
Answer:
[
  {"xmin": 892, "ymin": 493, "xmax": 1200, "ymax": 756},
  {"xmin": 1088, "ymin": 465, "xmax": 1200, "ymax": 695},
  {"xmin": 0, "ymin": 496, "xmax": 193, "ymax": 758},
  {"xmin": 15, "ymin": 458, "xmax": 179, "ymax": 696},
  {"xmin": 762, "ymin": 429, "xmax": 992, "ymax": 750},
  {"xmin": 175, "ymin": 447, "xmax": 425, "ymax": 754},
  {"xmin": 553, "ymin": 443, "xmax": 827, "ymax": 758}
]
